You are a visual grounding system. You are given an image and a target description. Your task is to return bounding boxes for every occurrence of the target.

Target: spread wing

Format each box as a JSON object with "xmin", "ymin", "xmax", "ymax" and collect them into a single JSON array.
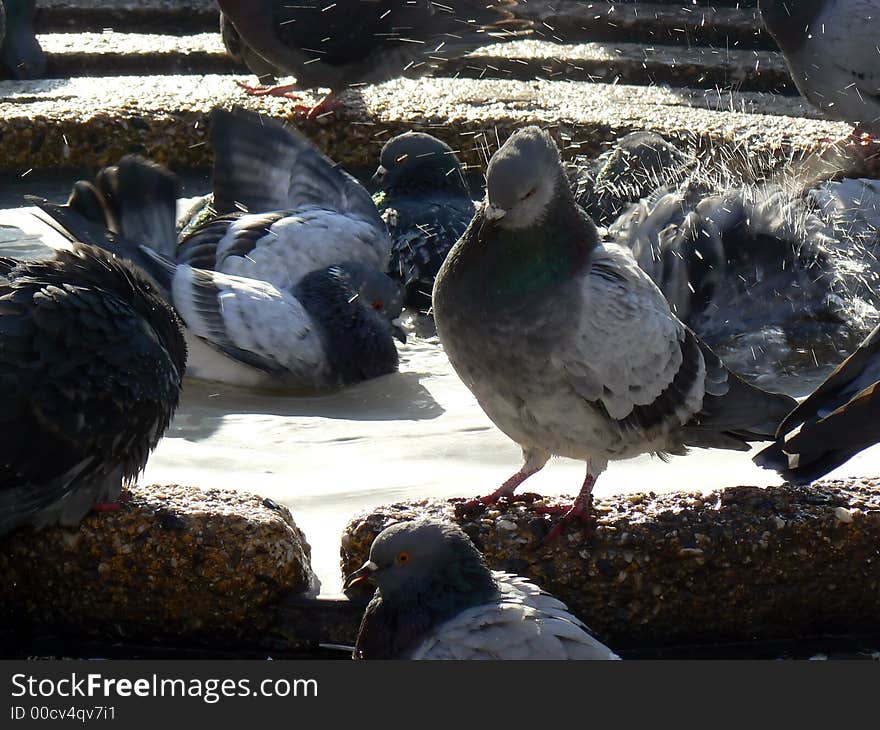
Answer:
[
  {"xmin": 753, "ymin": 323, "xmax": 880, "ymax": 483},
  {"xmin": 158, "ymin": 254, "xmax": 329, "ymax": 382},
  {"xmin": 210, "ymin": 108, "xmax": 385, "ymax": 231}
]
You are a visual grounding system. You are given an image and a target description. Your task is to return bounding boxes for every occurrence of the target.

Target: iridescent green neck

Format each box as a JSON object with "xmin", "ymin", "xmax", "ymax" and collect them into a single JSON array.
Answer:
[{"xmin": 481, "ymin": 191, "xmax": 593, "ymax": 302}]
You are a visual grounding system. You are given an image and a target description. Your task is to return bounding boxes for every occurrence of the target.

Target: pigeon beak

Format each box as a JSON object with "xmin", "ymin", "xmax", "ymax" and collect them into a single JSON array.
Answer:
[
  {"xmin": 344, "ymin": 560, "xmax": 379, "ymax": 590},
  {"xmin": 484, "ymin": 203, "xmax": 507, "ymax": 221},
  {"xmin": 371, "ymin": 166, "xmax": 387, "ymax": 186},
  {"xmin": 391, "ymin": 320, "xmax": 408, "ymax": 344}
]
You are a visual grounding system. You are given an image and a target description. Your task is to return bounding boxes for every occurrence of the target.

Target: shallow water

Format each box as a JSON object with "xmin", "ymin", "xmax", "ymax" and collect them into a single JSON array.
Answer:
[{"xmin": 3, "ymin": 202, "xmax": 880, "ymax": 595}]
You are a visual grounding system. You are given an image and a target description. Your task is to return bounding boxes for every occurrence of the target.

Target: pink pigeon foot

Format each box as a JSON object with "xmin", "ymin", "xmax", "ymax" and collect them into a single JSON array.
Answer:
[
  {"xmin": 91, "ymin": 486, "xmax": 132, "ymax": 513},
  {"xmin": 235, "ymin": 80, "xmax": 302, "ymax": 100},
  {"xmin": 295, "ymin": 92, "xmax": 341, "ymax": 121},
  {"xmin": 535, "ymin": 473, "xmax": 596, "ymax": 544},
  {"xmin": 455, "ymin": 469, "xmax": 538, "ymax": 516}
]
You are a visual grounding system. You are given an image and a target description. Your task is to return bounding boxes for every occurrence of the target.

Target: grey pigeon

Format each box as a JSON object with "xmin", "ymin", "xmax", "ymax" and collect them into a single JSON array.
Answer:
[
  {"xmin": 0, "ymin": 0, "xmax": 46, "ymax": 80},
  {"xmin": 759, "ymin": 0, "xmax": 880, "ymax": 134},
  {"xmin": 373, "ymin": 131, "xmax": 475, "ymax": 309},
  {"xmin": 217, "ymin": 0, "xmax": 529, "ymax": 117},
  {"xmin": 0, "ymin": 243, "xmax": 186, "ymax": 538},
  {"xmin": 432, "ymin": 126, "xmax": 798, "ymax": 542},
  {"xmin": 345, "ymin": 519, "xmax": 620, "ymax": 660},
  {"xmin": 569, "ymin": 131, "xmax": 695, "ymax": 227},
  {"xmin": 179, "ymin": 108, "xmax": 392, "ymax": 292},
  {"xmin": 33, "ymin": 156, "xmax": 402, "ymax": 391},
  {"xmin": 755, "ymin": 322, "xmax": 880, "ymax": 484}
]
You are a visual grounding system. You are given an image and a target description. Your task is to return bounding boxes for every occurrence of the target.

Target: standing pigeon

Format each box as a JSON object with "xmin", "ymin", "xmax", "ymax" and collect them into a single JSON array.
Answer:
[
  {"xmin": 345, "ymin": 519, "xmax": 620, "ymax": 660},
  {"xmin": 33, "ymin": 156, "xmax": 402, "ymax": 390},
  {"xmin": 754, "ymin": 322, "xmax": 880, "ymax": 484},
  {"xmin": 0, "ymin": 243, "xmax": 186, "ymax": 538},
  {"xmin": 0, "ymin": 0, "xmax": 46, "ymax": 79},
  {"xmin": 758, "ymin": 0, "xmax": 880, "ymax": 135},
  {"xmin": 217, "ymin": 0, "xmax": 529, "ymax": 118},
  {"xmin": 432, "ymin": 126, "xmax": 797, "ymax": 542},
  {"xmin": 373, "ymin": 131, "xmax": 475, "ymax": 309}
]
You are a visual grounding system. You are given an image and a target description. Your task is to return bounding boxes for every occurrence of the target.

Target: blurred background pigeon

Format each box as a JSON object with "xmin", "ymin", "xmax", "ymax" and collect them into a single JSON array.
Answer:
[
  {"xmin": 569, "ymin": 131, "xmax": 695, "ymax": 227},
  {"xmin": 755, "ymin": 322, "xmax": 880, "ymax": 484},
  {"xmin": 433, "ymin": 126, "xmax": 796, "ymax": 542},
  {"xmin": 0, "ymin": 0, "xmax": 46, "ymax": 79},
  {"xmin": 373, "ymin": 131, "xmax": 476, "ymax": 311},
  {"xmin": 759, "ymin": 0, "xmax": 880, "ymax": 136},
  {"xmin": 34, "ymin": 155, "xmax": 402, "ymax": 391},
  {"xmin": 345, "ymin": 519, "xmax": 620, "ymax": 659},
  {"xmin": 0, "ymin": 242, "xmax": 186, "ymax": 538},
  {"xmin": 217, "ymin": 0, "xmax": 530, "ymax": 118},
  {"xmin": 566, "ymin": 131, "xmax": 880, "ymax": 377}
]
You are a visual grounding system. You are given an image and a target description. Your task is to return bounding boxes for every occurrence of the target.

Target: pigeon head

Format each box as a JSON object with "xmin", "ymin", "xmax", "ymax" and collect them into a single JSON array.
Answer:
[
  {"xmin": 334, "ymin": 259, "xmax": 405, "ymax": 323},
  {"xmin": 345, "ymin": 519, "xmax": 497, "ymax": 608},
  {"xmin": 373, "ymin": 132, "xmax": 469, "ymax": 194},
  {"xmin": 292, "ymin": 265, "xmax": 401, "ymax": 384},
  {"xmin": 484, "ymin": 126, "xmax": 564, "ymax": 229}
]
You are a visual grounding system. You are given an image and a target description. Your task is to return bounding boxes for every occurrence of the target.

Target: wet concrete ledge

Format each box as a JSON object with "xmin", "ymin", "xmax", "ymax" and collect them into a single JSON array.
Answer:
[
  {"xmin": 4, "ymin": 480, "xmax": 879, "ymax": 658},
  {"xmin": 35, "ymin": 34, "xmax": 794, "ymax": 94},
  {"xmin": 0, "ymin": 483, "xmax": 320, "ymax": 655},
  {"xmin": 0, "ymin": 74, "xmax": 851, "ymax": 175},
  {"xmin": 34, "ymin": 1, "xmax": 773, "ymax": 50},
  {"xmin": 342, "ymin": 480, "xmax": 880, "ymax": 650}
]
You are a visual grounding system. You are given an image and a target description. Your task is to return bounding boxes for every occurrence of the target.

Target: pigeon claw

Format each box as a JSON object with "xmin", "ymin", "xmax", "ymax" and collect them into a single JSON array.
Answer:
[
  {"xmin": 235, "ymin": 80, "xmax": 302, "ymax": 101},
  {"xmin": 91, "ymin": 502, "xmax": 122, "ymax": 513},
  {"xmin": 536, "ymin": 499, "xmax": 595, "ymax": 545},
  {"xmin": 91, "ymin": 487, "xmax": 133, "ymax": 513}
]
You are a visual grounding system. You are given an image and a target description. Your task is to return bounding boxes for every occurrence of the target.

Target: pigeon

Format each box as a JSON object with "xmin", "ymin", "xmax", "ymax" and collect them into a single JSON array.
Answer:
[
  {"xmin": 754, "ymin": 322, "xmax": 880, "ymax": 484},
  {"xmin": 372, "ymin": 131, "xmax": 475, "ymax": 309},
  {"xmin": 758, "ymin": 0, "xmax": 880, "ymax": 135},
  {"xmin": 569, "ymin": 131, "xmax": 695, "ymax": 227},
  {"xmin": 432, "ymin": 126, "xmax": 798, "ymax": 542},
  {"xmin": 345, "ymin": 519, "xmax": 620, "ymax": 660},
  {"xmin": 1, "ymin": 0, "xmax": 46, "ymax": 79},
  {"xmin": 216, "ymin": 0, "xmax": 529, "ymax": 118},
  {"xmin": 33, "ymin": 156, "xmax": 402, "ymax": 391},
  {"xmin": 173, "ymin": 108, "xmax": 392, "ymax": 293},
  {"xmin": 0, "ymin": 242, "xmax": 186, "ymax": 538}
]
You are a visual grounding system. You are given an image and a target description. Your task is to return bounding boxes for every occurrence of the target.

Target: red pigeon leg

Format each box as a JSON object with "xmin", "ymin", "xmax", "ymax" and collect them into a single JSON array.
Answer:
[{"xmin": 536, "ymin": 461, "xmax": 604, "ymax": 544}]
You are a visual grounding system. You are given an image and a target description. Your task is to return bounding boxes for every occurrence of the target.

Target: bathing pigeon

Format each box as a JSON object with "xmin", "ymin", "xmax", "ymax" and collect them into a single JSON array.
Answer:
[
  {"xmin": 569, "ymin": 131, "xmax": 695, "ymax": 227},
  {"xmin": 758, "ymin": 0, "xmax": 880, "ymax": 134},
  {"xmin": 33, "ymin": 156, "xmax": 402, "ymax": 391},
  {"xmin": 345, "ymin": 519, "xmax": 620, "ymax": 660},
  {"xmin": 0, "ymin": 242, "xmax": 186, "ymax": 538},
  {"xmin": 372, "ymin": 131, "xmax": 475, "ymax": 309},
  {"xmin": 0, "ymin": 0, "xmax": 46, "ymax": 79},
  {"xmin": 432, "ymin": 126, "xmax": 798, "ymax": 542},
  {"xmin": 216, "ymin": 0, "xmax": 529, "ymax": 117},
  {"xmin": 179, "ymin": 108, "xmax": 392, "ymax": 292},
  {"xmin": 754, "ymin": 322, "xmax": 880, "ymax": 484}
]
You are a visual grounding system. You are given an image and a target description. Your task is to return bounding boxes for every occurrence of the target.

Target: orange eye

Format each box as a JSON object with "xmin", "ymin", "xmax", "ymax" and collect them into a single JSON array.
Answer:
[
  {"xmin": 372, "ymin": 300, "xmax": 384, "ymax": 311},
  {"xmin": 396, "ymin": 551, "xmax": 411, "ymax": 565}
]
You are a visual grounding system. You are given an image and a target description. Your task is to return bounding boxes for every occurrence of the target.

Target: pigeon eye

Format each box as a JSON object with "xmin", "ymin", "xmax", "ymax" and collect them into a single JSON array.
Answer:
[
  {"xmin": 521, "ymin": 188, "xmax": 536, "ymax": 200},
  {"xmin": 371, "ymin": 300, "xmax": 384, "ymax": 311},
  {"xmin": 396, "ymin": 551, "xmax": 411, "ymax": 564}
]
